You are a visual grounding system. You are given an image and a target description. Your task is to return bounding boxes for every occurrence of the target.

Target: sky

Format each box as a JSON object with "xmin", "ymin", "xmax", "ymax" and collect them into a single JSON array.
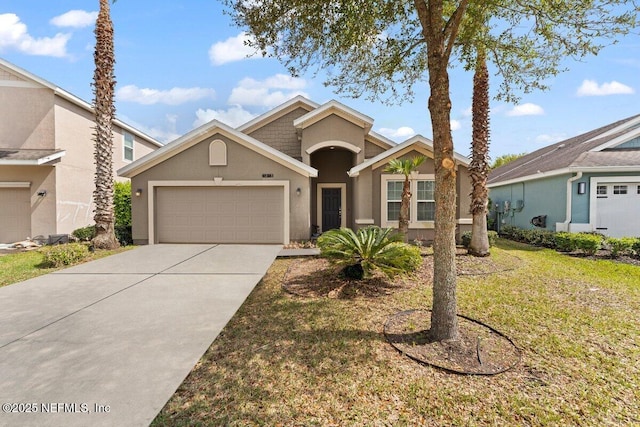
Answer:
[{"xmin": 1, "ymin": 1, "xmax": 639, "ymax": 159}]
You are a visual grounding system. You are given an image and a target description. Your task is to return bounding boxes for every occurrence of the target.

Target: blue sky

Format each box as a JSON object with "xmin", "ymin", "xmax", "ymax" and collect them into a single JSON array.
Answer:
[{"xmin": 1, "ymin": 1, "xmax": 638, "ymax": 158}]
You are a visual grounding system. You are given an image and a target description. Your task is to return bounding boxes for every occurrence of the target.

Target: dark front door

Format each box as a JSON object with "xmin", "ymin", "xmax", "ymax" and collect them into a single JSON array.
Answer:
[{"xmin": 322, "ymin": 188, "xmax": 342, "ymax": 231}]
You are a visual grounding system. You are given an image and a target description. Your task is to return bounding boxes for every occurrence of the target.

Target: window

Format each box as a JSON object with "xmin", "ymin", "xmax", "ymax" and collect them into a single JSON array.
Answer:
[
  {"xmin": 597, "ymin": 185, "xmax": 607, "ymax": 195},
  {"xmin": 123, "ymin": 132, "xmax": 134, "ymax": 161},
  {"xmin": 383, "ymin": 174, "xmax": 436, "ymax": 227},
  {"xmin": 386, "ymin": 181, "xmax": 403, "ymax": 221},
  {"xmin": 613, "ymin": 185, "xmax": 628, "ymax": 195},
  {"xmin": 416, "ymin": 180, "xmax": 435, "ymax": 221}
]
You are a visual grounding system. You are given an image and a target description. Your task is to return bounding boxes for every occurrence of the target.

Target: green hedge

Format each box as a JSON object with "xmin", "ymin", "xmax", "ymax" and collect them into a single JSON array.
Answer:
[
  {"xmin": 606, "ymin": 237, "xmax": 636, "ymax": 258},
  {"xmin": 40, "ymin": 243, "xmax": 89, "ymax": 267}
]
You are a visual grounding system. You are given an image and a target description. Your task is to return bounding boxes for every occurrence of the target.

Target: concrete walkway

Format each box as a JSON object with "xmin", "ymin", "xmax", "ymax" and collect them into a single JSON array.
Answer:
[{"xmin": 0, "ymin": 244, "xmax": 281, "ymax": 427}]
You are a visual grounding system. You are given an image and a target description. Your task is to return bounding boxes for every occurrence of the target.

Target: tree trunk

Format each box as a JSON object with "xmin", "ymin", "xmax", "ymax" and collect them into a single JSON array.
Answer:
[
  {"xmin": 399, "ymin": 176, "xmax": 411, "ymax": 242},
  {"xmin": 468, "ymin": 53, "xmax": 490, "ymax": 257},
  {"xmin": 92, "ymin": 0, "xmax": 119, "ymax": 250},
  {"xmin": 427, "ymin": 51, "xmax": 459, "ymax": 342}
]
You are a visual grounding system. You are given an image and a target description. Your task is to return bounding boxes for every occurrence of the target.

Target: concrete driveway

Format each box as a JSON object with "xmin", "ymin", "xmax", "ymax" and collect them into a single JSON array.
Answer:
[{"xmin": 0, "ymin": 244, "xmax": 281, "ymax": 427}]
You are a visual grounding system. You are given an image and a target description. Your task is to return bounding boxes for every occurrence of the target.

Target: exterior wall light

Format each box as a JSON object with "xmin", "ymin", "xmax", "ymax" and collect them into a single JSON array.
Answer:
[
  {"xmin": 135, "ymin": 188, "xmax": 143, "ymax": 197},
  {"xmin": 296, "ymin": 187, "xmax": 301, "ymax": 196},
  {"xmin": 577, "ymin": 182, "xmax": 586, "ymax": 195},
  {"xmin": 37, "ymin": 190, "xmax": 47, "ymax": 197}
]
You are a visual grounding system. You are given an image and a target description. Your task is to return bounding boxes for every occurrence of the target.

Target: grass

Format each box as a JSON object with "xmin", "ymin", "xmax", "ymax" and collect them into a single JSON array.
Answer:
[
  {"xmin": 0, "ymin": 245, "xmax": 134, "ymax": 288},
  {"xmin": 147, "ymin": 239, "xmax": 635, "ymax": 425}
]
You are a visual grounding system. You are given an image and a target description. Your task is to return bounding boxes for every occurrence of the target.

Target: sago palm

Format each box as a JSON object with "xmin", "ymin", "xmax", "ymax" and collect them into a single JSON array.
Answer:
[
  {"xmin": 384, "ymin": 156, "xmax": 425, "ymax": 242},
  {"xmin": 91, "ymin": 0, "xmax": 119, "ymax": 249},
  {"xmin": 317, "ymin": 226, "xmax": 422, "ymax": 279}
]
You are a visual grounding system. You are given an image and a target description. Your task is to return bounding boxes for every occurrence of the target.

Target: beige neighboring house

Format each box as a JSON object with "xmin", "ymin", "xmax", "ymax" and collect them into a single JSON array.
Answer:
[
  {"xmin": 119, "ymin": 96, "xmax": 473, "ymax": 245},
  {"xmin": 0, "ymin": 58, "xmax": 163, "ymax": 244}
]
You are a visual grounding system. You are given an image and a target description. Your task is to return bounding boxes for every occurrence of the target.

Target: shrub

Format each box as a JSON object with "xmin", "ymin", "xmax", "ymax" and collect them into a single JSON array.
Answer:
[
  {"xmin": 40, "ymin": 243, "xmax": 89, "ymax": 267},
  {"xmin": 72, "ymin": 225, "xmax": 95, "ymax": 241},
  {"xmin": 488, "ymin": 231, "xmax": 498, "ymax": 247},
  {"xmin": 554, "ymin": 232, "xmax": 575, "ymax": 252},
  {"xmin": 317, "ymin": 226, "xmax": 422, "ymax": 279},
  {"xmin": 606, "ymin": 237, "xmax": 636, "ymax": 258},
  {"xmin": 115, "ymin": 225, "xmax": 133, "ymax": 246},
  {"xmin": 573, "ymin": 233, "xmax": 602, "ymax": 256},
  {"xmin": 114, "ymin": 181, "xmax": 132, "ymax": 227},
  {"xmin": 633, "ymin": 239, "xmax": 640, "ymax": 257}
]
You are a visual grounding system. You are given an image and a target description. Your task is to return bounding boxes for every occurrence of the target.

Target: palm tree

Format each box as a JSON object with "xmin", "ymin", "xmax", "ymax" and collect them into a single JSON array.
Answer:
[
  {"xmin": 468, "ymin": 51, "xmax": 491, "ymax": 256},
  {"xmin": 384, "ymin": 156, "xmax": 425, "ymax": 242},
  {"xmin": 91, "ymin": 0, "xmax": 119, "ymax": 249}
]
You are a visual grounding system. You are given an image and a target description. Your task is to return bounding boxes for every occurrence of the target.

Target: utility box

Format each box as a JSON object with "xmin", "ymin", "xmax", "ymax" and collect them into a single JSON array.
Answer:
[{"xmin": 48, "ymin": 234, "xmax": 69, "ymax": 245}]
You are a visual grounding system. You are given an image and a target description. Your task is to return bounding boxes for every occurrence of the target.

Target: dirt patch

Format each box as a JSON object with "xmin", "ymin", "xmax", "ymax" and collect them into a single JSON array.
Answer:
[
  {"xmin": 384, "ymin": 309, "xmax": 521, "ymax": 375},
  {"xmin": 282, "ymin": 249, "xmax": 522, "ymax": 298}
]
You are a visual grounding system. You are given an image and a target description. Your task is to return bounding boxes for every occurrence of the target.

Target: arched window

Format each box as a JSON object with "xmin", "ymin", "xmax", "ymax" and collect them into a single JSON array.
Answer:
[{"xmin": 209, "ymin": 139, "xmax": 227, "ymax": 166}]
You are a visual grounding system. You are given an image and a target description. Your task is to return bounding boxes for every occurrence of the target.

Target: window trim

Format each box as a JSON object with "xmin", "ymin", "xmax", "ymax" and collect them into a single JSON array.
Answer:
[
  {"xmin": 381, "ymin": 173, "xmax": 435, "ymax": 229},
  {"xmin": 123, "ymin": 131, "xmax": 134, "ymax": 162}
]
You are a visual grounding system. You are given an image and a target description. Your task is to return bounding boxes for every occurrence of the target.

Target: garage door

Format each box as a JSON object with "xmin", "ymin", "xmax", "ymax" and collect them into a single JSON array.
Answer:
[
  {"xmin": 595, "ymin": 182, "xmax": 640, "ymax": 238},
  {"xmin": 156, "ymin": 186, "xmax": 284, "ymax": 244},
  {"xmin": 0, "ymin": 188, "xmax": 31, "ymax": 243}
]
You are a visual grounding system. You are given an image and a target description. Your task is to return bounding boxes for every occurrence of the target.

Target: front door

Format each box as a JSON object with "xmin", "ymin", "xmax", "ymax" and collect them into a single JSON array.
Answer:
[{"xmin": 322, "ymin": 188, "xmax": 342, "ymax": 231}]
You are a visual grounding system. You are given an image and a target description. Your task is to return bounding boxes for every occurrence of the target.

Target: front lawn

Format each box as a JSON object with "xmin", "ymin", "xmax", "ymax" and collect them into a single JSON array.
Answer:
[
  {"xmin": 0, "ymin": 246, "xmax": 134, "ymax": 288},
  {"xmin": 153, "ymin": 239, "xmax": 640, "ymax": 426}
]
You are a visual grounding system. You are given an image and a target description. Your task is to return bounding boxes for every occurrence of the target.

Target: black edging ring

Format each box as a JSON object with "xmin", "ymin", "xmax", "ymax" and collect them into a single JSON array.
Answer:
[{"xmin": 384, "ymin": 309, "xmax": 522, "ymax": 376}]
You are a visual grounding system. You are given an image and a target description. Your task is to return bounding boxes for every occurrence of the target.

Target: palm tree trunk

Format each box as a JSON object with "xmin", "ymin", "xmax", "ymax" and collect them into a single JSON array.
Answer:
[
  {"xmin": 399, "ymin": 176, "xmax": 411, "ymax": 242},
  {"xmin": 92, "ymin": 0, "xmax": 119, "ymax": 250},
  {"xmin": 468, "ymin": 52, "xmax": 490, "ymax": 257}
]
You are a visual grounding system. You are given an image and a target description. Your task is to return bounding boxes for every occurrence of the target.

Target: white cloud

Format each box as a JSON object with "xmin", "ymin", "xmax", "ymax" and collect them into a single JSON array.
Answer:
[
  {"xmin": 50, "ymin": 10, "xmax": 98, "ymax": 28},
  {"xmin": 228, "ymin": 74, "xmax": 309, "ymax": 108},
  {"xmin": 116, "ymin": 85, "xmax": 216, "ymax": 105},
  {"xmin": 377, "ymin": 126, "xmax": 416, "ymax": 140},
  {"xmin": 506, "ymin": 103, "xmax": 545, "ymax": 117},
  {"xmin": 118, "ymin": 114, "xmax": 180, "ymax": 144},
  {"xmin": 450, "ymin": 119, "xmax": 461, "ymax": 131},
  {"xmin": 193, "ymin": 105, "xmax": 256, "ymax": 128},
  {"xmin": 461, "ymin": 106, "xmax": 472, "ymax": 117},
  {"xmin": 535, "ymin": 133, "xmax": 567, "ymax": 144},
  {"xmin": 209, "ymin": 32, "xmax": 262, "ymax": 66},
  {"xmin": 0, "ymin": 13, "xmax": 70, "ymax": 57},
  {"xmin": 576, "ymin": 79, "xmax": 635, "ymax": 96}
]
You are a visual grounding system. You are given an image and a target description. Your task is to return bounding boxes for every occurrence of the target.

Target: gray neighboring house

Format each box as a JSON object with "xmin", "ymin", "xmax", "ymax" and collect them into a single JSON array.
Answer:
[
  {"xmin": 0, "ymin": 58, "xmax": 163, "ymax": 244},
  {"xmin": 488, "ymin": 114, "xmax": 640, "ymax": 238},
  {"xmin": 119, "ymin": 96, "xmax": 474, "ymax": 245}
]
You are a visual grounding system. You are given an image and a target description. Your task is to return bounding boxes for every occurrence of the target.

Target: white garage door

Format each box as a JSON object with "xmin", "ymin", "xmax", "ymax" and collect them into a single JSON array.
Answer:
[
  {"xmin": 0, "ymin": 188, "xmax": 31, "ymax": 243},
  {"xmin": 595, "ymin": 182, "xmax": 640, "ymax": 238},
  {"xmin": 156, "ymin": 186, "xmax": 285, "ymax": 244}
]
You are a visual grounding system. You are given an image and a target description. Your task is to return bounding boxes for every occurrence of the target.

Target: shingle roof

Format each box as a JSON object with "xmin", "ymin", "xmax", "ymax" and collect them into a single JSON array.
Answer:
[{"xmin": 488, "ymin": 114, "xmax": 640, "ymax": 185}]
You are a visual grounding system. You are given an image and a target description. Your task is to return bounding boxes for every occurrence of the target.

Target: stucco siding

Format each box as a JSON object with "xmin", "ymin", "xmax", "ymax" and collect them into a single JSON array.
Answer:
[
  {"xmin": 247, "ymin": 107, "xmax": 309, "ymax": 160},
  {"xmin": 130, "ymin": 133, "xmax": 311, "ymax": 243},
  {"xmin": 0, "ymin": 86, "xmax": 55, "ymax": 150},
  {"xmin": 0, "ymin": 166, "xmax": 56, "ymax": 240},
  {"xmin": 301, "ymin": 115, "xmax": 365, "ymax": 155}
]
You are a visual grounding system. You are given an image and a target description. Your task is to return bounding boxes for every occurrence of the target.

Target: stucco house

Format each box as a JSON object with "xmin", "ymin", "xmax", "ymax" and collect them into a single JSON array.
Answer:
[
  {"xmin": 488, "ymin": 114, "xmax": 640, "ymax": 238},
  {"xmin": 119, "ymin": 96, "xmax": 473, "ymax": 245},
  {"xmin": 0, "ymin": 58, "xmax": 162, "ymax": 244}
]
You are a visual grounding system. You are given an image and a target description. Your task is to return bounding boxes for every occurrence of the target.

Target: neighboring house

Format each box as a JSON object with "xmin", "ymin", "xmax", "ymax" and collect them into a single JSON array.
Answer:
[
  {"xmin": 119, "ymin": 96, "xmax": 473, "ymax": 245},
  {"xmin": 488, "ymin": 114, "xmax": 640, "ymax": 238},
  {"xmin": 0, "ymin": 58, "xmax": 163, "ymax": 244}
]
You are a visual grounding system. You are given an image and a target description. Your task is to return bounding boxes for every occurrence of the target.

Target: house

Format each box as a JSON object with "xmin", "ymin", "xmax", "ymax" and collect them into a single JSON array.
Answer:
[
  {"xmin": 0, "ymin": 58, "xmax": 163, "ymax": 244},
  {"xmin": 119, "ymin": 96, "xmax": 473, "ymax": 245},
  {"xmin": 488, "ymin": 114, "xmax": 640, "ymax": 238}
]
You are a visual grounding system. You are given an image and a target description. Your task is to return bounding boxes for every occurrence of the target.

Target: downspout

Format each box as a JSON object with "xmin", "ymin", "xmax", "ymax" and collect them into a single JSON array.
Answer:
[{"xmin": 562, "ymin": 171, "xmax": 582, "ymax": 231}]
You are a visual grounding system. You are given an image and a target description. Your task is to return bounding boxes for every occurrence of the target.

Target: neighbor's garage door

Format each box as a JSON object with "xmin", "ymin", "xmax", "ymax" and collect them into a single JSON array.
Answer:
[
  {"xmin": 156, "ymin": 186, "xmax": 284, "ymax": 244},
  {"xmin": 595, "ymin": 182, "xmax": 640, "ymax": 238},
  {"xmin": 0, "ymin": 187, "xmax": 31, "ymax": 243}
]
